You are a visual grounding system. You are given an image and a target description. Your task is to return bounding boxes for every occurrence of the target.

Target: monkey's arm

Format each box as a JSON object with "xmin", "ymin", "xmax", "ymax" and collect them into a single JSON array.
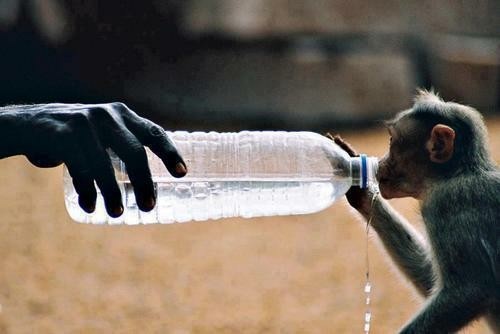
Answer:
[
  {"xmin": 399, "ymin": 285, "xmax": 487, "ymax": 334},
  {"xmin": 364, "ymin": 198, "xmax": 435, "ymax": 297},
  {"xmin": 333, "ymin": 135, "xmax": 436, "ymax": 296}
]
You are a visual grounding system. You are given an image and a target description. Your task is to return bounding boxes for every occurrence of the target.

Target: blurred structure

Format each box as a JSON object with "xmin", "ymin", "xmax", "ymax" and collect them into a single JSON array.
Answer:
[{"xmin": 0, "ymin": 0, "xmax": 498, "ymax": 130}]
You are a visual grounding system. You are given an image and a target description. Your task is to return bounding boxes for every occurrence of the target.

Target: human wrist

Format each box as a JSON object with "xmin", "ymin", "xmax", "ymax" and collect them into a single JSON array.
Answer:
[{"xmin": 0, "ymin": 105, "xmax": 41, "ymax": 158}]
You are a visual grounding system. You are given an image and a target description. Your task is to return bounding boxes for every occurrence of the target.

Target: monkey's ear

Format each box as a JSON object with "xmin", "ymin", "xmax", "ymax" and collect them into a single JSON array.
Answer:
[{"xmin": 426, "ymin": 124, "xmax": 455, "ymax": 163}]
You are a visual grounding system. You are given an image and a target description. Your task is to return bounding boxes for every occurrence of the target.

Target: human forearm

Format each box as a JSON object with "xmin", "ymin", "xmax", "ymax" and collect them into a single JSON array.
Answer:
[{"xmin": 0, "ymin": 104, "xmax": 38, "ymax": 158}]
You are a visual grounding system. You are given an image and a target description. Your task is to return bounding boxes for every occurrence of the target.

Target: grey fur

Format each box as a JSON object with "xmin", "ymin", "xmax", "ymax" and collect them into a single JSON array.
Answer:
[{"xmin": 358, "ymin": 92, "xmax": 499, "ymax": 333}]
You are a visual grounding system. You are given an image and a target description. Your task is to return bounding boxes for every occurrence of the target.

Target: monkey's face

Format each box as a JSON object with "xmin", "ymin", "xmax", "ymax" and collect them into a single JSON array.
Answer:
[{"xmin": 377, "ymin": 115, "xmax": 429, "ymax": 199}]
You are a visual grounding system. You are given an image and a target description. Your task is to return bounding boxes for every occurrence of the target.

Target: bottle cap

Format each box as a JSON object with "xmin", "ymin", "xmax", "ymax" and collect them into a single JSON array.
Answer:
[{"xmin": 351, "ymin": 155, "xmax": 378, "ymax": 189}]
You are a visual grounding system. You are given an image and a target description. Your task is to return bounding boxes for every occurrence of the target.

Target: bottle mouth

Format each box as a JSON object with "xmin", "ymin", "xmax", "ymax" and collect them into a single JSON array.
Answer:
[{"xmin": 351, "ymin": 155, "xmax": 378, "ymax": 189}]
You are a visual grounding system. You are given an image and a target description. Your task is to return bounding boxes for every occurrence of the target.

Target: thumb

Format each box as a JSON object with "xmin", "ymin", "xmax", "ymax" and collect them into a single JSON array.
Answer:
[{"xmin": 329, "ymin": 134, "xmax": 359, "ymax": 157}]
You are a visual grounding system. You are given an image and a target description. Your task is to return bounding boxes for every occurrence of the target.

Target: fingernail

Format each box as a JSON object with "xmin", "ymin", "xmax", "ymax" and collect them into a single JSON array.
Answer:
[
  {"xmin": 144, "ymin": 196, "xmax": 156, "ymax": 210},
  {"xmin": 175, "ymin": 162, "xmax": 187, "ymax": 176},
  {"xmin": 79, "ymin": 198, "xmax": 95, "ymax": 213},
  {"xmin": 110, "ymin": 205, "xmax": 124, "ymax": 218},
  {"xmin": 86, "ymin": 202, "xmax": 96, "ymax": 213}
]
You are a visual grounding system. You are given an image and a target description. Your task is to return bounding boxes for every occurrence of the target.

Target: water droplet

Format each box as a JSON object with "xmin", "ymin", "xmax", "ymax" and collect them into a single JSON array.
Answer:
[{"xmin": 364, "ymin": 282, "xmax": 371, "ymax": 293}]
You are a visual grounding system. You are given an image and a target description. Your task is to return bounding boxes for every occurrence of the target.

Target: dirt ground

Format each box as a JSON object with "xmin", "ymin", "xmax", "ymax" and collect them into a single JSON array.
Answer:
[{"xmin": 0, "ymin": 117, "xmax": 498, "ymax": 334}]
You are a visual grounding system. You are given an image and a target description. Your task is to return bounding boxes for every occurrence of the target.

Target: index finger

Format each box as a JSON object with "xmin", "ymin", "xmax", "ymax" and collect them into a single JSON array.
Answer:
[{"xmin": 124, "ymin": 115, "xmax": 187, "ymax": 178}]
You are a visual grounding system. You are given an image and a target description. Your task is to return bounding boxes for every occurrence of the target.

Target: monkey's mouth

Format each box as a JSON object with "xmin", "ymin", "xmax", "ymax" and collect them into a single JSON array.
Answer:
[
  {"xmin": 378, "ymin": 177, "xmax": 409, "ymax": 198},
  {"xmin": 377, "ymin": 176, "xmax": 389, "ymax": 184},
  {"xmin": 378, "ymin": 178, "xmax": 421, "ymax": 199},
  {"xmin": 378, "ymin": 184, "xmax": 394, "ymax": 199}
]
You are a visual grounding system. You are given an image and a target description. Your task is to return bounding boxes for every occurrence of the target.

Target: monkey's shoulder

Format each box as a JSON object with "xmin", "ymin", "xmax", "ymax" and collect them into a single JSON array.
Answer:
[{"xmin": 424, "ymin": 170, "xmax": 500, "ymax": 216}]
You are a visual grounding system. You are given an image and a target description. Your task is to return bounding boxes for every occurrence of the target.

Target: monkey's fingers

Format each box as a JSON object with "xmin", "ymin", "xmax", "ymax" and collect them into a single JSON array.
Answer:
[{"xmin": 332, "ymin": 134, "xmax": 359, "ymax": 157}]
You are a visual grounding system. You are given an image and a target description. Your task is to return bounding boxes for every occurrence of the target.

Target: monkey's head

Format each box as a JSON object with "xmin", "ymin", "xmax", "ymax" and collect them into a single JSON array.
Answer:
[{"xmin": 377, "ymin": 90, "xmax": 493, "ymax": 200}]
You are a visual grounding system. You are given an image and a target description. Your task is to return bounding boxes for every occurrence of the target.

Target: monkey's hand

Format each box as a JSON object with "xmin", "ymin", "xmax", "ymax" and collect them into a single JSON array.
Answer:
[
  {"xmin": 330, "ymin": 134, "xmax": 375, "ymax": 217},
  {"xmin": 0, "ymin": 103, "xmax": 187, "ymax": 217}
]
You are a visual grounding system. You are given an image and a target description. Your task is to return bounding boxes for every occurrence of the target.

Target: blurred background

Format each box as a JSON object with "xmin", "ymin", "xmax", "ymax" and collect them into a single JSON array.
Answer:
[{"xmin": 0, "ymin": 0, "xmax": 498, "ymax": 333}]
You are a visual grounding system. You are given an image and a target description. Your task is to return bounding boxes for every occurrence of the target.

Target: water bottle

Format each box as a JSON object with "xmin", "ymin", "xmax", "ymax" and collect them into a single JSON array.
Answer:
[{"xmin": 64, "ymin": 131, "xmax": 378, "ymax": 224}]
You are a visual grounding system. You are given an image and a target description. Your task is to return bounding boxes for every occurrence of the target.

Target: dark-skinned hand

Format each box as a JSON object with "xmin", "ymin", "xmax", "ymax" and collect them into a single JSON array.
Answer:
[{"xmin": 0, "ymin": 103, "xmax": 187, "ymax": 217}]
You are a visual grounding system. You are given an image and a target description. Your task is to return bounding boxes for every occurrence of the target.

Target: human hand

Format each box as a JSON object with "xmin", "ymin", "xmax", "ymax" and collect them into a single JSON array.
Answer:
[{"xmin": 1, "ymin": 103, "xmax": 186, "ymax": 217}]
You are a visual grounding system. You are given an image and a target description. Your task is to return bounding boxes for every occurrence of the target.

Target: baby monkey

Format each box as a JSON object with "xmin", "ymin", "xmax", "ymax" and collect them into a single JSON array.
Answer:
[{"xmin": 335, "ymin": 90, "xmax": 499, "ymax": 333}]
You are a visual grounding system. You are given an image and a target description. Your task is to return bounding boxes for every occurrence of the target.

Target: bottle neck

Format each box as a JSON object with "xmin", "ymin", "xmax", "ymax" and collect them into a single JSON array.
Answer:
[{"xmin": 351, "ymin": 155, "xmax": 378, "ymax": 189}]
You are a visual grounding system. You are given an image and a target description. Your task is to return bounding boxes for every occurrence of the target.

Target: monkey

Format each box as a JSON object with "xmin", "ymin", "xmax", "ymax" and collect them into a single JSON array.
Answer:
[{"xmin": 334, "ymin": 90, "xmax": 499, "ymax": 333}]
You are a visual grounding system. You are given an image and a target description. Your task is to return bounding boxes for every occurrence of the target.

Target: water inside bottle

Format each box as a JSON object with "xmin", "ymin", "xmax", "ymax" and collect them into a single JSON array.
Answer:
[
  {"xmin": 64, "ymin": 131, "xmax": 366, "ymax": 224},
  {"xmin": 64, "ymin": 176, "xmax": 352, "ymax": 224}
]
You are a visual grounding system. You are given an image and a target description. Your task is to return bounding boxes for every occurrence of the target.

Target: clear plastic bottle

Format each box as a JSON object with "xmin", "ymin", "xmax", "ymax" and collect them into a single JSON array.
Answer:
[{"xmin": 64, "ymin": 131, "xmax": 378, "ymax": 224}]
